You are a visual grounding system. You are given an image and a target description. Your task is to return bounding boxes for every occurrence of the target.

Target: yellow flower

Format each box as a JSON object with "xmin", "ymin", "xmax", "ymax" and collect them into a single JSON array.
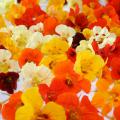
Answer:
[
  {"xmin": 0, "ymin": 32, "xmax": 20, "ymax": 60},
  {"xmin": 74, "ymin": 50, "xmax": 104, "ymax": 81},
  {"xmin": 40, "ymin": 54, "xmax": 67, "ymax": 69},
  {"xmin": 41, "ymin": 37, "xmax": 69, "ymax": 55},
  {"xmin": 82, "ymin": 28, "xmax": 93, "ymax": 39},
  {"xmin": 15, "ymin": 87, "xmax": 66, "ymax": 120},
  {"xmin": 0, "ymin": 15, "xmax": 6, "ymax": 28}
]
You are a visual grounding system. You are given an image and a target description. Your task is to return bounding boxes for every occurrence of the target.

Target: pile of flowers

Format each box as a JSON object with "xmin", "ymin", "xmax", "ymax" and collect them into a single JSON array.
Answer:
[{"xmin": 0, "ymin": 0, "xmax": 120, "ymax": 119}]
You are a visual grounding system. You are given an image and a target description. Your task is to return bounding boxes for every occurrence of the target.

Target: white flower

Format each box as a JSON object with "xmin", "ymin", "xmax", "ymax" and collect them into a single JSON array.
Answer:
[
  {"xmin": 29, "ymin": 22, "xmax": 44, "ymax": 32},
  {"xmin": 55, "ymin": 24, "xmax": 76, "ymax": 46},
  {"xmin": 26, "ymin": 32, "xmax": 44, "ymax": 49},
  {"xmin": 0, "ymin": 49, "xmax": 11, "ymax": 62},
  {"xmin": 20, "ymin": 62, "xmax": 54, "ymax": 90},
  {"xmin": 7, "ymin": 60, "xmax": 20, "ymax": 72},
  {"xmin": 76, "ymin": 40, "xmax": 94, "ymax": 53},
  {"xmin": 90, "ymin": 26, "xmax": 116, "ymax": 49}
]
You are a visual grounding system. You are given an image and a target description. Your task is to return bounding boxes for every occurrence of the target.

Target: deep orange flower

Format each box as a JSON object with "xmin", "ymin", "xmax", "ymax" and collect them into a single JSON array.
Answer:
[
  {"xmin": 20, "ymin": 0, "xmax": 39, "ymax": 8},
  {"xmin": 56, "ymin": 93, "xmax": 104, "ymax": 120},
  {"xmin": 43, "ymin": 17, "xmax": 59, "ymax": 35},
  {"xmin": 2, "ymin": 91, "xmax": 22, "ymax": 120},
  {"xmin": 53, "ymin": 60, "xmax": 91, "ymax": 93},
  {"xmin": 18, "ymin": 48, "xmax": 43, "ymax": 68}
]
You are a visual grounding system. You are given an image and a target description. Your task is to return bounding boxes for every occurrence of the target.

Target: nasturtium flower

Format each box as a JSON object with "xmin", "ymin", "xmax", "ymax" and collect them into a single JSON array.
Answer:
[
  {"xmin": 29, "ymin": 22, "xmax": 44, "ymax": 32},
  {"xmin": 0, "ymin": 15, "xmax": 6, "ymax": 28},
  {"xmin": 0, "ymin": 72, "xmax": 19, "ymax": 94},
  {"xmin": 15, "ymin": 87, "xmax": 66, "ymax": 120},
  {"xmin": 55, "ymin": 24, "xmax": 76, "ymax": 46},
  {"xmin": 92, "ymin": 81, "xmax": 120, "ymax": 115},
  {"xmin": 53, "ymin": 60, "xmax": 91, "ymax": 93},
  {"xmin": 0, "ymin": 0, "xmax": 14, "ymax": 13},
  {"xmin": 82, "ymin": 28, "xmax": 93, "ymax": 39},
  {"xmin": 110, "ymin": 57, "xmax": 120, "ymax": 80},
  {"xmin": 71, "ymin": 32, "xmax": 86, "ymax": 49},
  {"xmin": 20, "ymin": 62, "xmax": 54, "ymax": 90},
  {"xmin": 0, "ymin": 49, "xmax": 11, "ymax": 62},
  {"xmin": 26, "ymin": 32, "xmax": 44, "ymax": 49},
  {"xmin": 11, "ymin": 25, "xmax": 31, "ymax": 49},
  {"xmin": 114, "ymin": 105, "xmax": 120, "ymax": 120},
  {"xmin": 18, "ymin": 48, "xmax": 43, "ymax": 68},
  {"xmin": 76, "ymin": 40, "xmax": 94, "ymax": 53},
  {"xmin": 0, "ymin": 32, "xmax": 20, "ymax": 59},
  {"xmin": 41, "ymin": 37, "xmax": 69, "ymax": 55},
  {"xmin": 40, "ymin": 54, "xmax": 67, "ymax": 69},
  {"xmin": 74, "ymin": 50, "xmax": 105, "ymax": 81},
  {"xmin": 90, "ymin": 26, "xmax": 116, "ymax": 49},
  {"xmin": 2, "ymin": 91, "xmax": 22, "ymax": 120},
  {"xmin": 56, "ymin": 93, "xmax": 104, "ymax": 120}
]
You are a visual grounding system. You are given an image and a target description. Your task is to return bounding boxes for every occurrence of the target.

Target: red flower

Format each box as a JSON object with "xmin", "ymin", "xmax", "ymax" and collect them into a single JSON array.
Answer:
[
  {"xmin": 18, "ymin": 48, "xmax": 43, "ymax": 68},
  {"xmin": 66, "ymin": 47, "xmax": 76, "ymax": 62},
  {"xmin": 65, "ymin": 5, "xmax": 88, "ymax": 30},
  {"xmin": 15, "ymin": 5, "xmax": 46, "ymax": 27},
  {"xmin": 89, "ymin": 18, "xmax": 107, "ymax": 29},
  {"xmin": 75, "ymin": 13, "xmax": 88, "ymax": 29},
  {"xmin": 2, "ymin": 91, "xmax": 22, "ymax": 120},
  {"xmin": 108, "ymin": 0, "xmax": 120, "ymax": 19},
  {"xmin": 110, "ymin": 57, "xmax": 120, "ymax": 79},
  {"xmin": 114, "ymin": 105, "xmax": 120, "ymax": 120},
  {"xmin": 56, "ymin": 93, "xmax": 104, "ymax": 120},
  {"xmin": 0, "ymin": 72, "xmax": 19, "ymax": 94}
]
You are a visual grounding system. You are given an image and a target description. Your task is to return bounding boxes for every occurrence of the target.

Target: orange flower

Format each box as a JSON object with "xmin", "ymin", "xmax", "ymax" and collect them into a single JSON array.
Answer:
[
  {"xmin": 43, "ymin": 17, "xmax": 59, "ymax": 35},
  {"xmin": 53, "ymin": 60, "xmax": 91, "ymax": 93},
  {"xmin": 56, "ymin": 93, "xmax": 104, "ymax": 120},
  {"xmin": 2, "ymin": 91, "xmax": 22, "ymax": 120},
  {"xmin": 18, "ymin": 48, "xmax": 43, "ymax": 68},
  {"xmin": 20, "ymin": 0, "xmax": 39, "ymax": 8}
]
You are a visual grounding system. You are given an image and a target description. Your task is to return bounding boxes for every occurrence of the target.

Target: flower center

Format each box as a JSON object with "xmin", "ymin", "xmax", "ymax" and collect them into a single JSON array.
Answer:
[
  {"xmin": 65, "ymin": 79, "xmax": 73, "ymax": 87},
  {"xmin": 35, "ymin": 113, "xmax": 50, "ymax": 120},
  {"xmin": 68, "ymin": 109, "xmax": 79, "ymax": 120}
]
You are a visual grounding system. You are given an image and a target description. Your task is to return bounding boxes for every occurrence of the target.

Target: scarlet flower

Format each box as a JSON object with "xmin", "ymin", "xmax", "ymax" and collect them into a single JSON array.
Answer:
[
  {"xmin": 0, "ymin": 72, "xmax": 19, "ymax": 94},
  {"xmin": 114, "ymin": 105, "xmax": 120, "ymax": 120},
  {"xmin": 18, "ymin": 48, "xmax": 43, "ymax": 68},
  {"xmin": 2, "ymin": 91, "xmax": 22, "ymax": 120},
  {"xmin": 89, "ymin": 18, "xmax": 107, "ymax": 29},
  {"xmin": 56, "ymin": 93, "xmax": 104, "ymax": 120},
  {"xmin": 65, "ymin": 5, "xmax": 88, "ymax": 30},
  {"xmin": 15, "ymin": 5, "xmax": 46, "ymax": 27},
  {"xmin": 66, "ymin": 47, "xmax": 76, "ymax": 62},
  {"xmin": 111, "ymin": 57, "xmax": 120, "ymax": 79},
  {"xmin": 75, "ymin": 13, "xmax": 88, "ymax": 29},
  {"xmin": 108, "ymin": 0, "xmax": 120, "ymax": 19}
]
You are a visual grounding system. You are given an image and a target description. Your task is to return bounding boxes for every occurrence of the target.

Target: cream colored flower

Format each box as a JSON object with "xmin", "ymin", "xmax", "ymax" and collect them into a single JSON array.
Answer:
[
  {"xmin": 0, "ymin": 49, "xmax": 11, "ymax": 62},
  {"xmin": 20, "ymin": 62, "xmax": 54, "ymax": 90},
  {"xmin": 29, "ymin": 22, "xmax": 44, "ymax": 32},
  {"xmin": 26, "ymin": 32, "xmax": 44, "ymax": 49},
  {"xmin": 90, "ymin": 26, "xmax": 116, "ymax": 49},
  {"xmin": 55, "ymin": 24, "xmax": 76, "ymax": 46}
]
